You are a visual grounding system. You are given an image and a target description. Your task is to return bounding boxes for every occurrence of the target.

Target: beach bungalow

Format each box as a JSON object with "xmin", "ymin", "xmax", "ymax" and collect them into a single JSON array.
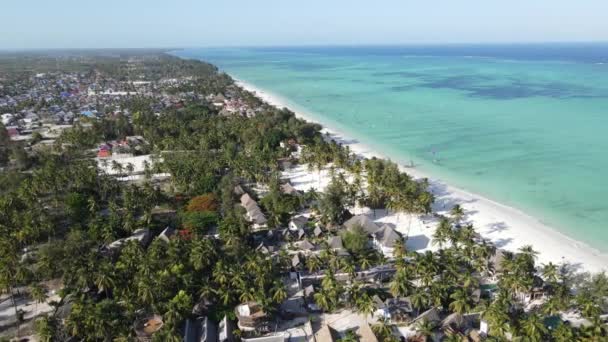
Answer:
[
  {"xmin": 375, "ymin": 296, "xmax": 415, "ymax": 324},
  {"xmin": 294, "ymin": 240, "xmax": 316, "ymax": 252},
  {"xmin": 326, "ymin": 235, "xmax": 350, "ymax": 256},
  {"xmin": 326, "ymin": 236, "xmax": 344, "ymax": 250},
  {"xmin": 240, "ymin": 193, "xmax": 268, "ymax": 230},
  {"xmin": 289, "ymin": 215, "xmax": 308, "ymax": 231},
  {"xmin": 344, "ymin": 215, "xmax": 381, "ymax": 235},
  {"xmin": 107, "ymin": 228, "xmax": 152, "ymax": 251},
  {"xmin": 518, "ymin": 276, "xmax": 548, "ymax": 305},
  {"xmin": 291, "ymin": 228, "xmax": 304, "ymax": 240},
  {"xmin": 440, "ymin": 312, "xmax": 482, "ymax": 340},
  {"xmin": 412, "ymin": 307, "xmax": 441, "ymax": 327},
  {"xmin": 372, "ymin": 224, "xmax": 402, "ymax": 257},
  {"xmin": 235, "ymin": 302, "xmax": 269, "ymax": 333},
  {"xmin": 256, "ymin": 241, "xmax": 276, "ymax": 255}
]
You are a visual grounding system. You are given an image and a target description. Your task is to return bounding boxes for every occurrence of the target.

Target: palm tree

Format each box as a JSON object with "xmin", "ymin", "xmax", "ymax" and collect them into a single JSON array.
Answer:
[
  {"xmin": 541, "ymin": 262, "xmax": 559, "ymax": 284},
  {"xmin": 483, "ymin": 304, "xmax": 511, "ymax": 338},
  {"xmin": 579, "ymin": 315, "xmax": 607, "ymax": 340},
  {"xmin": 111, "ymin": 160, "xmax": 123, "ymax": 176},
  {"xmin": 520, "ymin": 313, "xmax": 548, "ymax": 342},
  {"xmin": 372, "ymin": 317, "xmax": 396, "ymax": 341},
  {"xmin": 314, "ymin": 290, "xmax": 332, "ymax": 312},
  {"xmin": 137, "ymin": 279, "xmax": 155, "ymax": 307},
  {"xmin": 460, "ymin": 272, "xmax": 479, "ymax": 290},
  {"xmin": 518, "ymin": 245, "xmax": 539, "ymax": 262},
  {"xmin": 94, "ymin": 262, "xmax": 116, "ymax": 298},
  {"xmin": 416, "ymin": 318, "xmax": 436, "ymax": 340},
  {"xmin": 390, "ymin": 275, "xmax": 414, "ymax": 299},
  {"xmin": 367, "ymin": 185, "xmax": 385, "ymax": 218},
  {"xmin": 271, "ymin": 281, "xmax": 287, "ymax": 303},
  {"xmin": 125, "ymin": 162, "xmax": 135, "ymax": 180},
  {"xmin": 450, "ymin": 204, "xmax": 465, "ymax": 223},
  {"xmin": 449, "ymin": 289, "xmax": 472, "ymax": 315},
  {"xmin": 358, "ymin": 252, "xmax": 373, "ymax": 270},
  {"xmin": 338, "ymin": 330, "xmax": 359, "ymax": 342},
  {"xmin": 340, "ymin": 258, "xmax": 357, "ymax": 280},
  {"xmin": 355, "ymin": 292, "xmax": 375, "ymax": 322},
  {"xmin": 34, "ymin": 316, "xmax": 57, "ymax": 342},
  {"xmin": 411, "ymin": 289, "xmax": 430, "ymax": 312},
  {"xmin": 432, "ymin": 218, "xmax": 451, "ymax": 248},
  {"xmin": 393, "ymin": 236, "xmax": 407, "ymax": 259},
  {"xmin": 551, "ymin": 322, "xmax": 574, "ymax": 341},
  {"xmin": 30, "ymin": 283, "xmax": 47, "ymax": 313},
  {"xmin": 239, "ymin": 287, "xmax": 257, "ymax": 303}
]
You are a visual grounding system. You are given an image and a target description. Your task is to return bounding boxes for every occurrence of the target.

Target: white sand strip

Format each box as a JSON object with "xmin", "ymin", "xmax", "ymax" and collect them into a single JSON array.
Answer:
[{"xmin": 237, "ymin": 78, "xmax": 608, "ymax": 274}]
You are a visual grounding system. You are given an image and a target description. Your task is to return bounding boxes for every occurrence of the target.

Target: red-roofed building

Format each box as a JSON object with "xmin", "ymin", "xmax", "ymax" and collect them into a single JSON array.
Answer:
[
  {"xmin": 97, "ymin": 149, "xmax": 111, "ymax": 158},
  {"xmin": 7, "ymin": 128, "xmax": 19, "ymax": 137}
]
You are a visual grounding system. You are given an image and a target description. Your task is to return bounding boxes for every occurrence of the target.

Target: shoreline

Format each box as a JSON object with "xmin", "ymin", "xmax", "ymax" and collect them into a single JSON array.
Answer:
[{"xmin": 235, "ymin": 78, "xmax": 608, "ymax": 274}]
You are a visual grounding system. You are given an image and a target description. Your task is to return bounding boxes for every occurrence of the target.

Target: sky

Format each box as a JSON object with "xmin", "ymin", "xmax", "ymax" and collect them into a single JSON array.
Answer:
[{"xmin": 1, "ymin": 0, "xmax": 607, "ymax": 49}]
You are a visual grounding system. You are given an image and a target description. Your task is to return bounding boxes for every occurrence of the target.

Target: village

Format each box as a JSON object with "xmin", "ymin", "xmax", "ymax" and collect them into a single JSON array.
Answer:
[{"xmin": 6, "ymin": 133, "xmax": 597, "ymax": 341}]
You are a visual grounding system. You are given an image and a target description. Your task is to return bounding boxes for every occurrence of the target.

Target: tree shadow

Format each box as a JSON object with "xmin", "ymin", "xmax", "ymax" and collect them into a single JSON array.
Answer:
[
  {"xmin": 486, "ymin": 222, "xmax": 509, "ymax": 234},
  {"xmin": 428, "ymin": 181, "xmax": 477, "ymax": 212},
  {"xmin": 493, "ymin": 238, "xmax": 513, "ymax": 248}
]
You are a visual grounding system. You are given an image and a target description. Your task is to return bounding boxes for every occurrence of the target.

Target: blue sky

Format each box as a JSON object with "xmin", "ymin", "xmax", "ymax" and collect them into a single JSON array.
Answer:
[{"xmin": 1, "ymin": 0, "xmax": 607, "ymax": 49}]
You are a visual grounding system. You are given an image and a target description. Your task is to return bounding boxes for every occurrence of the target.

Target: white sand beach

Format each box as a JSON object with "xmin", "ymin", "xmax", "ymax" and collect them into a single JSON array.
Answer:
[{"xmin": 236, "ymin": 79, "xmax": 608, "ymax": 274}]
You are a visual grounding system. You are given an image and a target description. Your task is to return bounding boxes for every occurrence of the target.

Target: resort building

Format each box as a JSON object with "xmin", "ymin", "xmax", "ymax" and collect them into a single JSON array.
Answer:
[
  {"xmin": 134, "ymin": 315, "xmax": 163, "ymax": 341},
  {"xmin": 240, "ymin": 193, "xmax": 268, "ymax": 230},
  {"xmin": 288, "ymin": 215, "xmax": 308, "ymax": 231},
  {"xmin": 235, "ymin": 302, "xmax": 269, "ymax": 333}
]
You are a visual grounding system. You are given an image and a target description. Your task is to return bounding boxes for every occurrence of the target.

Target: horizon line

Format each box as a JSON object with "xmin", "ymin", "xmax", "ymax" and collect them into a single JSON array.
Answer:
[{"xmin": 2, "ymin": 40, "xmax": 608, "ymax": 53}]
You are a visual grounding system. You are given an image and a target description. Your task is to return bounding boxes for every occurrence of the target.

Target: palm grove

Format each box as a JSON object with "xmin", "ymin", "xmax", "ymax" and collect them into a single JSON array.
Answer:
[{"xmin": 0, "ymin": 52, "xmax": 606, "ymax": 341}]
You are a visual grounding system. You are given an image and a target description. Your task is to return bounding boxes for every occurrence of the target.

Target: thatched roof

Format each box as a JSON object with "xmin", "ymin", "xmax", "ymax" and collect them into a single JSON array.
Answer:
[
  {"xmin": 314, "ymin": 324, "xmax": 338, "ymax": 342},
  {"xmin": 344, "ymin": 215, "xmax": 380, "ymax": 235},
  {"xmin": 375, "ymin": 224, "xmax": 401, "ymax": 248},
  {"xmin": 357, "ymin": 323, "xmax": 379, "ymax": 342}
]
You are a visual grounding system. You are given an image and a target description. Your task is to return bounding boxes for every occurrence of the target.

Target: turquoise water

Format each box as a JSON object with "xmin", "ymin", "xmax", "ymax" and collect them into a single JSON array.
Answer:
[{"xmin": 174, "ymin": 45, "xmax": 608, "ymax": 251}]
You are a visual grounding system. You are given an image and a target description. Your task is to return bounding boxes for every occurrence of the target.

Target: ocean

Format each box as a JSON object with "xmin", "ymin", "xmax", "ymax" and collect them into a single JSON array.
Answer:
[{"xmin": 173, "ymin": 44, "xmax": 608, "ymax": 252}]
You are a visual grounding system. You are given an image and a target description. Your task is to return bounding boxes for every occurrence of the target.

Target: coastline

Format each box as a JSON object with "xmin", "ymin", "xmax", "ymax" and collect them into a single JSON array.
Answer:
[{"xmin": 235, "ymin": 78, "xmax": 608, "ymax": 274}]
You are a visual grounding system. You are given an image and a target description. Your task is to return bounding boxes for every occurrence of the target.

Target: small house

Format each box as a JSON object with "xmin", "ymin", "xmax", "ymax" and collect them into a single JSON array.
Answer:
[
  {"xmin": 157, "ymin": 226, "xmax": 175, "ymax": 243},
  {"xmin": 183, "ymin": 316, "xmax": 217, "ymax": 342},
  {"xmin": 372, "ymin": 224, "xmax": 402, "ymax": 257},
  {"xmin": 235, "ymin": 302, "xmax": 268, "ymax": 332},
  {"xmin": 344, "ymin": 215, "xmax": 381, "ymax": 235},
  {"xmin": 289, "ymin": 215, "xmax": 308, "ymax": 231}
]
